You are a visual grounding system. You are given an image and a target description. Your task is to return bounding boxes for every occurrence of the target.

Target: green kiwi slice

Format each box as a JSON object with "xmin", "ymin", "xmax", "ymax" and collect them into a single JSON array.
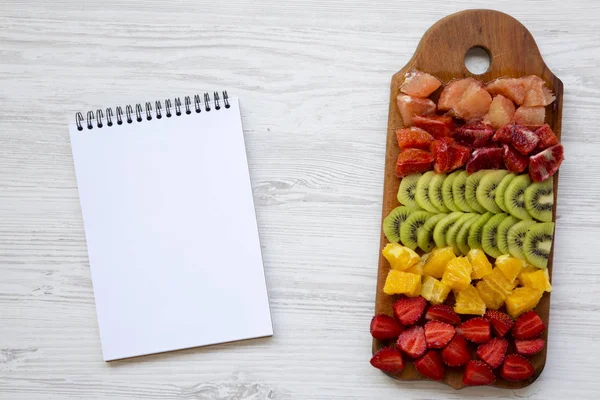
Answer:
[
  {"xmin": 465, "ymin": 170, "xmax": 488, "ymax": 213},
  {"xmin": 507, "ymin": 220, "xmax": 537, "ymax": 260},
  {"xmin": 477, "ymin": 170, "xmax": 509, "ymax": 213},
  {"xmin": 523, "ymin": 222, "xmax": 555, "ymax": 268},
  {"xmin": 482, "ymin": 213, "xmax": 509, "ymax": 258},
  {"xmin": 442, "ymin": 171, "xmax": 461, "ymax": 212},
  {"xmin": 524, "ymin": 178, "xmax": 554, "ymax": 222},
  {"xmin": 417, "ymin": 213, "xmax": 449, "ymax": 252},
  {"xmin": 433, "ymin": 212, "xmax": 463, "ymax": 248},
  {"xmin": 452, "ymin": 171, "xmax": 475, "ymax": 212},
  {"xmin": 495, "ymin": 173, "xmax": 517, "ymax": 213},
  {"xmin": 497, "ymin": 215, "xmax": 520, "ymax": 254},
  {"xmin": 456, "ymin": 214, "xmax": 480, "ymax": 256},
  {"xmin": 468, "ymin": 212, "xmax": 494, "ymax": 250},
  {"xmin": 429, "ymin": 173, "xmax": 450, "ymax": 212},
  {"xmin": 397, "ymin": 173, "xmax": 422, "ymax": 208},
  {"xmin": 415, "ymin": 171, "xmax": 441, "ymax": 212},
  {"xmin": 400, "ymin": 210, "xmax": 435, "ymax": 250},
  {"xmin": 383, "ymin": 206, "xmax": 414, "ymax": 243},
  {"xmin": 446, "ymin": 213, "xmax": 477, "ymax": 256},
  {"xmin": 504, "ymin": 174, "xmax": 534, "ymax": 220}
]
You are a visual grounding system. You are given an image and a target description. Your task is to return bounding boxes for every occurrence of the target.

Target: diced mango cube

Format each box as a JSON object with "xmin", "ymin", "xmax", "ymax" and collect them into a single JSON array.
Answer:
[
  {"xmin": 383, "ymin": 270, "xmax": 422, "ymax": 296},
  {"xmin": 382, "ymin": 243, "xmax": 420, "ymax": 271},
  {"xmin": 423, "ymin": 247, "xmax": 455, "ymax": 278},
  {"xmin": 483, "ymin": 268, "xmax": 517, "ymax": 297},
  {"xmin": 454, "ymin": 285, "xmax": 486, "ymax": 316},
  {"xmin": 441, "ymin": 257, "xmax": 472, "ymax": 291},
  {"xmin": 406, "ymin": 253, "xmax": 428, "ymax": 276},
  {"xmin": 519, "ymin": 268, "xmax": 552, "ymax": 292},
  {"xmin": 467, "ymin": 249, "xmax": 493, "ymax": 279},
  {"xmin": 421, "ymin": 275, "xmax": 451, "ymax": 305},
  {"xmin": 495, "ymin": 255, "xmax": 526, "ymax": 282},
  {"xmin": 505, "ymin": 287, "xmax": 544, "ymax": 318},
  {"xmin": 476, "ymin": 280, "xmax": 505, "ymax": 310}
]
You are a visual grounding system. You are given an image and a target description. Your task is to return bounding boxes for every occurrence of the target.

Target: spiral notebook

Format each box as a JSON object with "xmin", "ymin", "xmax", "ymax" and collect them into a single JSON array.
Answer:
[{"xmin": 69, "ymin": 92, "xmax": 272, "ymax": 361}]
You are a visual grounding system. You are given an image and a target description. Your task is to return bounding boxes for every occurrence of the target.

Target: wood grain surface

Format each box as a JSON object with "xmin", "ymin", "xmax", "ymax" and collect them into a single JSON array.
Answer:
[
  {"xmin": 373, "ymin": 9, "xmax": 562, "ymax": 390},
  {"xmin": 1, "ymin": 0, "xmax": 600, "ymax": 399}
]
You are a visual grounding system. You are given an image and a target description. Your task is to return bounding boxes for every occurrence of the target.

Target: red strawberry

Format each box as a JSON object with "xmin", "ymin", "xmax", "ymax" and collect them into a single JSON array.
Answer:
[
  {"xmin": 476, "ymin": 338, "xmax": 508, "ymax": 369},
  {"xmin": 370, "ymin": 347, "xmax": 405, "ymax": 372},
  {"xmin": 449, "ymin": 143, "xmax": 471, "ymax": 171},
  {"xmin": 484, "ymin": 310, "xmax": 514, "ymax": 338},
  {"xmin": 395, "ymin": 149, "xmax": 433, "ymax": 178},
  {"xmin": 501, "ymin": 354, "xmax": 535, "ymax": 381},
  {"xmin": 456, "ymin": 317, "xmax": 491, "ymax": 344},
  {"xmin": 502, "ymin": 143, "xmax": 529, "ymax": 173},
  {"xmin": 441, "ymin": 334, "xmax": 471, "ymax": 367},
  {"xmin": 463, "ymin": 360, "xmax": 496, "ymax": 386},
  {"xmin": 392, "ymin": 296, "xmax": 427, "ymax": 325},
  {"xmin": 529, "ymin": 143, "xmax": 564, "ymax": 182},
  {"xmin": 414, "ymin": 350, "xmax": 445, "ymax": 381},
  {"xmin": 534, "ymin": 124, "xmax": 559, "ymax": 151},
  {"xmin": 370, "ymin": 314, "xmax": 404, "ymax": 340},
  {"xmin": 465, "ymin": 147, "xmax": 504, "ymax": 174},
  {"xmin": 510, "ymin": 124, "xmax": 539, "ymax": 155},
  {"xmin": 431, "ymin": 138, "xmax": 454, "ymax": 173},
  {"xmin": 425, "ymin": 304, "xmax": 461, "ymax": 326},
  {"xmin": 453, "ymin": 121, "xmax": 494, "ymax": 148},
  {"xmin": 397, "ymin": 326, "xmax": 427, "ymax": 358},
  {"xmin": 396, "ymin": 127, "xmax": 435, "ymax": 150},
  {"xmin": 512, "ymin": 311, "xmax": 546, "ymax": 339},
  {"xmin": 413, "ymin": 114, "xmax": 454, "ymax": 138},
  {"xmin": 424, "ymin": 321, "xmax": 455, "ymax": 348},
  {"xmin": 515, "ymin": 338, "xmax": 545, "ymax": 356}
]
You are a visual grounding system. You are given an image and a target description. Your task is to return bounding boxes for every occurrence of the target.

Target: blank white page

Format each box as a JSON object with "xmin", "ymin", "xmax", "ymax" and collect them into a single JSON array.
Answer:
[{"xmin": 69, "ymin": 98, "xmax": 272, "ymax": 361}]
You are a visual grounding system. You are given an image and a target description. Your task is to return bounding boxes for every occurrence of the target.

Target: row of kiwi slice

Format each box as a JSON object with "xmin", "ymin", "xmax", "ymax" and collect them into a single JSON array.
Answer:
[
  {"xmin": 397, "ymin": 170, "xmax": 554, "ymax": 222},
  {"xmin": 383, "ymin": 206, "xmax": 555, "ymax": 268}
]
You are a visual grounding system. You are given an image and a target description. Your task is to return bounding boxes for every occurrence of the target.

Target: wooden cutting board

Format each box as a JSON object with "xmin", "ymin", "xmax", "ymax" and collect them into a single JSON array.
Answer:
[{"xmin": 373, "ymin": 9, "xmax": 562, "ymax": 390}]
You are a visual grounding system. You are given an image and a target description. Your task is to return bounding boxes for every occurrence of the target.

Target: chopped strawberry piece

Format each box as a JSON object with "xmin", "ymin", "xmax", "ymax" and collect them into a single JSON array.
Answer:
[
  {"xmin": 397, "ymin": 326, "xmax": 427, "ymax": 358},
  {"xmin": 512, "ymin": 311, "xmax": 546, "ymax": 339},
  {"xmin": 400, "ymin": 70, "xmax": 443, "ymax": 98},
  {"xmin": 484, "ymin": 94, "xmax": 516, "ymax": 130},
  {"xmin": 451, "ymin": 83, "xmax": 493, "ymax": 121},
  {"xmin": 521, "ymin": 75, "xmax": 556, "ymax": 106},
  {"xmin": 413, "ymin": 115, "xmax": 455, "ymax": 139},
  {"xmin": 424, "ymin": 321, "xmax": 455, "ymax": 348},
  {"xmin": 453, "ymin": 121, "xmax": 494, "ymax": 148},
  {"xmin": 441, "ymin": 335, "xmax": 471, "ymax": 367},
  {"xmin": 395, "ymin": 149, "xmax": 433, "ymax": 178},
  {"xmin": 463, "ymin": 360, "xmax": 496, "ymax": 386},
  {"xmin": 396, "ymin": 94, "xmax": 436, "ymax": 126},
  {"xmin": 392, "ymin": 296, "xmax": 427, "ymax": 325},
  {"xmin": 502, "ymin": 144, "xmax": 529, "ymax": 173},
  {"xmin": 396, "ymin": 127, "xmax": 434, "ymax": 150},
  {"xmin": 425, "ymin": 304, "xmax": 461, "ymax": 326},
  {"xmin": 465, "ymin": 147, "xmax": 504, "ymax": 174},
  {"xmin": 501, "ymin": 354, "xmax": 535, "ymax": 381},
  {"xmin": 515, "ymin": 338, "xmax": 545, "ymax": 356},
  {"xmin": 529, "ymin": 143, "xmax": 564, "ymax": 182},
  {"xmin": 370, "ymin": 314, "xmax": 404, "ymax": 340},
  {"xmin": 456, "ymin": 317, "xmax": 491, "ymax": 344},
  {"xmin": 484, "ymin": 310, "xmax": 514, "ymax": 338},
  {"xmin": 486, "ymin": 78, "xmax": 527, "ymax": 105},
  {"xmin": 510, "ymin": 125, "xmax": 539, "ymax": 155},
  {"xmin": 438, "ymin": 78, "xmax": 481, "ymax": 111},
  {"xmin": 534, "ymin": 124, "xmax": 559, "ymax": 151},
  {"xmin": 514, "ymin": 106, "xmax": 545, "ymax": 128},
  {"xmin": 431, "ymin": 138, "xmax": 454, "ymax": 173},
  {"xmin": 476, "ymin": 338, "xmax": 508, "ymax": 369},
  {"xmin": 449, "ymin": 143, "xmax": 471, "ymax": 171},
  {"xmin": 414, "ymin": 350, "xmax": 445, "ymax": 381},
  {"xmin": 370, "ymin": 347, "xmax": 405, "ymax": 372}
]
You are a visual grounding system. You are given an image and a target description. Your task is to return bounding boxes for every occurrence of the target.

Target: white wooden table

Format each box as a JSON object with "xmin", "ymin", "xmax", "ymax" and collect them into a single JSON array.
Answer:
[{"xmin": 1, "ymin": 0, "xmax": 599, "ymax": 398}]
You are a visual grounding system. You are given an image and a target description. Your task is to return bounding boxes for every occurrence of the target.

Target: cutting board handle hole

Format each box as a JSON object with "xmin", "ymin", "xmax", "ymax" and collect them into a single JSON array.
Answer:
[{"xmin": 464, "ymin": 46, "xmax": 491, "ymax": 75}]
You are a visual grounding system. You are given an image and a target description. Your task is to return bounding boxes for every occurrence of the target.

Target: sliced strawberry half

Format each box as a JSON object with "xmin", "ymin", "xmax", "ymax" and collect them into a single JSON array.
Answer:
[
  {"xmin": 502, "ymin": 143, "xmax": 529, "ymax": 173},
  {"xmin": 392, "ymin": 296, "xmax": 427, "ymax": 325},
  {"xmin": 425, "ymin": 304, "xmax": 461, "ymax": 326},
  {"xmin": 413, "ymin": 114, "xmax": 455, "ymax": 139},
  {"xmin": 370, "ymin": 347, "xmax": 405, "ymax": 372},
  {"xmin": 465, "ymin": 147, "xmax": 504, "ymax": 174},
  {"xmin": 453, "ymin": 121, "xmax": 494, "ymax": 148},
  {"xmin": 463, "ymin": 360, "xmax": 496, "ymax": 386},
  {"xmin": 484, "ymin": 310, "xmax": 514, "ymax": 338},
  {"xmin": 441, "ymin": 335, "xmax": 471, "ymax": 367},
  {"xmin": 397, "ymin": 325, "xmax": 427, "ymax": 359},
  {"xmin": 529, "ymin": 143, "xmax": 564, "ymax": 182},
  {"xmin": 534, "ymin": 124, "xmax": 559, "ymax": 151},
  {"xmin": 395, "ymin": 149, "xmax": 433, "ymax": 178},
  {"xmin": 370, "ymin": 314, "xmax": 404, "ymax": 340},
  {"xmin": 396, "ymin": 127, "xmax": 435, "ymax": 150},
  {"xmin": 414, "ymin": 350, "xmax": 445, "ymax": 381},
  {"xmin": 424, "ymin": 321, "xmax": 455, "ymax": 348},
  {"xmin": 501, "ymin": 354, "xmax": 535, "ymax": 381},
  {"xmin": 476, "ymin": 338, "xmax": 508, "ymax": 369},
  {"xmin": 515, "ymin": 338, "xmax": 545, "ymax": 356},
  {"xmin": 512, "ymin": 311, "xmax": 546, "ymax": 340},
  {"xmin": 456, "ymin": 317, "xmax": 491, "ymax": 344}
]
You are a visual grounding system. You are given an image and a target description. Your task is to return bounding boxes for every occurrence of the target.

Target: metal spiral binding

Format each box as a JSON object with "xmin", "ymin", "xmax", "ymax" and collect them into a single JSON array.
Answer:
[{"xmin": 75, "ymin": 91, "xmax": 230, "ymax": 131}]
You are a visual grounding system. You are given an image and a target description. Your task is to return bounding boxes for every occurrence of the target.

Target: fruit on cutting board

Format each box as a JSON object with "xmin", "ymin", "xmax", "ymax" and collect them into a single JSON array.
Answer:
[
  {"xmin": 382, "ymin": 243, "xmax": 420, "ymax": 270},
  {"xmin": 442, "ymin": 257, "xmax": 473, "ymax": 291},
  {"xmin": 519, "ymin": 267, "xmax": 552, "ymax": 292},
  {"xmin": 383, "ymin": 270, "xmax": 422, "ymax": 296},
  {"xmin": 423, "ymin": 247, "xmax": 456, "ymax": 278},
  {"xmin": 467, "ymin": 249, "xmax": 492, "ymax": 279},
  {"xmin": 400, "ymin": 70, "xmax": 443, "ymax": 98},
  {"xmin": 505, "ymin": 287, "xmax": 544, "ymax": 318},
  {"xmin": 421, "ymin": 276, "xmax": 451, "ymax": 305},
  {"xmin": 370, "ymin": 315, "xmax": 404, "ymax": 340},
  {"xmin": 370, "ymin": 347, "xmax": 405, "ymax": 372},
  {"xmin": 454, "ymin": 285, "xmax": 486, "ymax": 316}
]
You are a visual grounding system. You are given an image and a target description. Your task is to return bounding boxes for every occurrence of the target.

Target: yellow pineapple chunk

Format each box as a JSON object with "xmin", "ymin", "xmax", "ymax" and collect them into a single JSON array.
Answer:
[
  {"xmin": 406, "ymin": 253, "xmax": 428, "ymax": 275},
  {"xmin": 454, "ymin": 285, "xmax": 486, "ymax": 315},
  {"xmin": 505, "ymin": 287, "xmax": 544, "ymax": 318},
  {"xmin": 383, "ymin": 270, "xmax": 422, "ymax": 296},
  {"xmin": 441, "ymin": 257, "xmax": 472, "ymax": 291},
  {"xmin": 421, "ymin": 276, "xmax": 451, "ymax": 305},
  {"xmin": 382, "ymin": 243, "xmax": 420, "ymax": 271},
  {"xmin": 476, "ymin": 280, "xmax": 505, "ymax": 310},
  {"xmin": 495, "ymin": 255, "xmax": 526, "ymax": 282},
  {"xmin": 519, "ymin": 268, "xmax": 552, "ymax": 292},
  {"xmin": 423, "ymin": 247, "xmax": 455, "ymax": 278},
  {"xmin": 483, "ymin": 267, "xmax": 517, "ymax": 297},
  {"xmin": 467, "ymin": 249, "xmax": 493, "ymax": 279}
]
